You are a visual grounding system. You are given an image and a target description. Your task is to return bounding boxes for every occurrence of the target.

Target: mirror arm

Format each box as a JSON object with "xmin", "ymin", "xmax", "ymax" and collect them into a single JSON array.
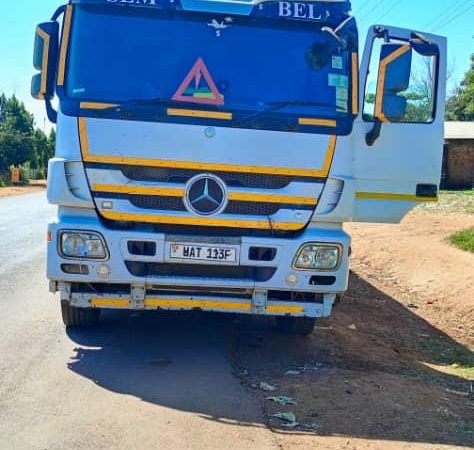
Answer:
[
  {"xmin": 373, "ymin": 26, "xmax": 389, "ymax": 43},
  {"xmin": 410, "ymin": 32, "xmax": 432, "ymax": 46},
  {"xmin": 366, "ymin": 120, "xmax": 382, "ymax": 146},
  {"xmin": 45, "ymin": 98, "xmax": 57, "ymax": 124},
  {"xmin": 51, "ymin": 5, "xmax": 66, "ymax": 21},
  {"xmin": 321, "ymin": 27, "xmax": 347, "ymax": 49}
]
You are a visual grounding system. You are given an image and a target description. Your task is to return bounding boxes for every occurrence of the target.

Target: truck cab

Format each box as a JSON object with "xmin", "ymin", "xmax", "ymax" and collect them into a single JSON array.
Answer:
[{"xmin": 32, "ymin": 0, "xmax": 446, "ymax": 334}]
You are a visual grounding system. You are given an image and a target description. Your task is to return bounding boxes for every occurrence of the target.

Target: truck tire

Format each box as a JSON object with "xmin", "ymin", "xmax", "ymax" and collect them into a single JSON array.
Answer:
[
  {"xmin": 61, "ymin": 301, "xmax": 101, "ymax": 327},
  {"xmin": 276, "ymin": 317, "xmax": 316, "ymax": 336}
]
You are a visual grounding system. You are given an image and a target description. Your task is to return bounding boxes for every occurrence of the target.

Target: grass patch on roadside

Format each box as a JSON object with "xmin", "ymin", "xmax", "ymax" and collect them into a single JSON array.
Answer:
[
  {"xmin": 455, "ymin": 421, "xmax": 474, "ymax": 435},
  {"xmin": 418, "ymin": 189, "xmax": 474, "ymax": 215},
  {"xmin": 417, "ymin": 335, "xmax": 474, "ymax": 380},
  {"xmin": 449, "ymin": 227, "xmax": 474, "ymax": 253},
  {"xmin": 0, "ymin": 175, "xmax": 9, "ymax": 187}
]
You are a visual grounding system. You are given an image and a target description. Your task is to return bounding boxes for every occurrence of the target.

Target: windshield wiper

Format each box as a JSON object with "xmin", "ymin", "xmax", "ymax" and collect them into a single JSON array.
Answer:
[
  {"xmin": 99, "ymin": 97, "xmax": 175, "ymax": 110},
  {"xmin": 236, "ymin": 100, "xmax": 336, "ymax": 126}
]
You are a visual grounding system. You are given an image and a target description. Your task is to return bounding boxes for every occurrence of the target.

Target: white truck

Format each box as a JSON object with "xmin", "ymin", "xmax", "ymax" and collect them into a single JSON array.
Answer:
[{"xmin": 32, "ymin": 0, "xmax": 446, "ymax": 334}]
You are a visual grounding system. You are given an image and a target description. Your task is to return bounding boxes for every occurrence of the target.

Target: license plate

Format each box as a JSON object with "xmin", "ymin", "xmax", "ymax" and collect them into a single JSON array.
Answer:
[{"xmin": 170, "ymin": 244, "xmax": 238, "ymax": 263}]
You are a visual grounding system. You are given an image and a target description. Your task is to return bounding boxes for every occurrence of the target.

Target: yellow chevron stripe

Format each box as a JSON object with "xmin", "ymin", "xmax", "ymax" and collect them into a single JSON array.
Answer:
[
  {"xmin": 90, "ymin": 297, "xmax": 306, "ymax": 315},
  {"xmin": 57, "ymin": 5, "xmax": 73, "ymax": 86},
  {"xmin": 352, "ymin": 52, "xmax": 359, "ymax": 115},
  {"xmin": 100, "ymin": 211, "xmax": 305, "ymax": 230},
  {"xmin": 36, "ymin": 27, "xmax": 50, "ymax": 97},
  {"xmin": 298, "ymin": 118, "xmax": 337, "ymax": 127},
  {"xmin": 228, "ymin": 191, "xmax": 317, "ymax": 205},
  {"xmin": 267, "ymin": 304, "xmax": 305, "ymax": 314},
  {"xmin": 375, "ymin": 45, "xmax": 411, "ymax": 123},
  {"xmin": 80, "ymin": 102, "xmax": 119, "ymax": 110},
  {"xmin": 92, "ymin": 184, "xmax": 185, "ymax": 197},
  {"xmin": 145, "ymin": 298, "xmax": 251, "ymax": 311},
  {"xmin": 356, "ymin": 192, "xmax": 438, "ymax": 202},
  {"xmin": 91, "ymin": 298, "xmax": 129, "ymax": 308},
  {"xmin": 167, "ymin": 108, "xmax": 232, "ymax": 120},
  {"xmin": 92, "ymin": 183, "xmax": 317, "ymax": 206}
]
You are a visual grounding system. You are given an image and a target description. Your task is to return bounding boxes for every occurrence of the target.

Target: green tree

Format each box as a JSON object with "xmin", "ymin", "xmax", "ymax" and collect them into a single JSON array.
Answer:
[
  {"xmin": 0, "ymin": 94, "xmax": 54, "ymax": 179},
  {"xmin": 32, "ymin": 129, "xmax": 48, "ymax": 170},
  {"xmin": 32, "ymin": 128, "xmax": 55, "ymax": 174},
  {"xmin": 0, "ymin": 94, "xmax": 34, "ymax": 134},
  {"xmin": 0, "ymin": 95, "xmax": 36, "ymax": 173},
  {"xmin": 47, "ymin": 128, "xmax": 56, "ymax": 161},
  {"xmin": 446, "ymin": 54, "xmax": 474, "ymax": 121}
]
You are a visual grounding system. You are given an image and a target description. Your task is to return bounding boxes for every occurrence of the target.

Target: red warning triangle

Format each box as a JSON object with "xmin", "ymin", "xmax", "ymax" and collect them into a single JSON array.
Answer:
[{"xmin": 172, "ymin": 58, "xmax": 224, "ymax": 106}]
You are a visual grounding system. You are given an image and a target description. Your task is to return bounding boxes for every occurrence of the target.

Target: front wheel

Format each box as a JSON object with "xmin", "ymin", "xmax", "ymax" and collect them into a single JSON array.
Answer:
[
  {"xmin": 61, "ymin": 301, "xmax": 101, "ymax": 327},
  {"xmin": 276, "ymin": 317, "xmax": 316, "ymax": 336}
]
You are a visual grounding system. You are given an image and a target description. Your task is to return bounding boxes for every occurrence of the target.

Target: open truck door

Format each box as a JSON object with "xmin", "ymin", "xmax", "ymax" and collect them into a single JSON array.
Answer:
[{"xmin": 353, "ymin": 25, "xmax": 447, "ymax": 223}]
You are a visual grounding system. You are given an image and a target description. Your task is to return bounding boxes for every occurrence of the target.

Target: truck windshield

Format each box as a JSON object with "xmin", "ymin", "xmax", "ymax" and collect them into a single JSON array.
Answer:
[{"xmin": 66, "ymin": 5, "xmax": 355, "ymax": 132}]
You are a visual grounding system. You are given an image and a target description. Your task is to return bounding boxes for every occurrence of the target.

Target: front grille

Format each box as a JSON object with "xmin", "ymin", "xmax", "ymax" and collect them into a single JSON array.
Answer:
[
  {"xmin": 125, "ymin": 261, "xmax": 276, "ymax": 282},
  {"xmin": 131, "ymin": 195, "xmax": 184, "ymax": 211},
  {"xmin": 120, "ymin": 165, "xmax": 304, "ymax": 189},
  {"xmin": 126, "ymin": 195, "xmax": 303, "ymax": 216},
  {"xmin": 225, "ymin": 202, "xmax": 290, "ymax": 216},
  {"xmin": 86, "ymin": 162, "xmax": 321, "ymax": 234}
]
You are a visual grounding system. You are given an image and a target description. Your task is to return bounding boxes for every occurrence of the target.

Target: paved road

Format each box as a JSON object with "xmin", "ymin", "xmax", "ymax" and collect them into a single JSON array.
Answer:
[{"xmin": 0, "ymin": 193, "xmax": 277, "ymax": 450}]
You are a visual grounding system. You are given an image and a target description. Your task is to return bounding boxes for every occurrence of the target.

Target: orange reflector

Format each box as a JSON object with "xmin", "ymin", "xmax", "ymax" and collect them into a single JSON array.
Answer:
[{"xmin": 47, "ymin": 230, "xmax": 52, "ymax": 242}]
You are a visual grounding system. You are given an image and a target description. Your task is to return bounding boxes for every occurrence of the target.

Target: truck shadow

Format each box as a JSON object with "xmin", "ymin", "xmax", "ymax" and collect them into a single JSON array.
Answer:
[{"xmin": 66, "ymin": 271, "xmax": 474, "ymax": 446}]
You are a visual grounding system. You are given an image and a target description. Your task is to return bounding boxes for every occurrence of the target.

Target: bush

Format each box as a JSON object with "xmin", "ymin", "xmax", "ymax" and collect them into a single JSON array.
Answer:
[
  {"xmin": 36, "ymin": 167, "xmax": 46, "ymax": 180},
  {"xmin": 449, "ymin": 228, "xmax": 474, "ymax": 253},
  {"xmin": 19, "ymin": 168, "xmax": 30, "ymax": 185}
]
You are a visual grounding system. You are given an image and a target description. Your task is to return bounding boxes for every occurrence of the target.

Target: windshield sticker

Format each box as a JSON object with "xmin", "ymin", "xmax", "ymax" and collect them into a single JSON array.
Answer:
[
  {"xmin": 336, "ymin": 99, "xmax": 348, "ymax": 113},
  {"xmin": 207, "ymin": 17, "xmax": 233, "ymax": 37},
  {"xmin": 336, "ymin": 87, "xmax": 348, "ymax": 112},
  {"xmin": 172, "ymin": 58, "xmax": 224, "ymax": 106},
  {"xmin": 328, "ymin": 74, "xmax": 348, "ymax": 89},
  {"xmin": 332, "ymin": 56, "xmax": 343, "ymax": 70}
]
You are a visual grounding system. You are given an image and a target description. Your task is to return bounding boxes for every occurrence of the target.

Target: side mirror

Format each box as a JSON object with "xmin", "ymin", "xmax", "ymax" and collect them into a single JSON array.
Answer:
[
  {"xmin": 31, "ymin": 21, "xmax": 59, "ymax": 100},
  {"xmin": 374, "ymin": 43, "xmax": 412, "ymax": 122}
]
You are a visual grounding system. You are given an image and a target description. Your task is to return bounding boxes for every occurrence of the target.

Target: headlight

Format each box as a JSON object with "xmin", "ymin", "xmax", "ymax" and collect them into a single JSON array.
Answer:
[
  {"xmin": 293, "ymin": 243, "xmax": 341, "ymax": 271},
  {"xmin": 60, "ymin": 231, "xmax": 108, "ymax": 260}
]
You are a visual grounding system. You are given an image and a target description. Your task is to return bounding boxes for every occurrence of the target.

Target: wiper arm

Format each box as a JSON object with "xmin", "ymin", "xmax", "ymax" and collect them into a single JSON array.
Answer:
[
  {"xmin": 236, "ymin": 100, "xmax": 335, "ymax": 126},
  {"xmin": 124, "ymin": 97, "xmax": 173, "ymax": 106},
  {"xmin": 267, "ymin": 100, "xmax": 335, "ymax": 109},
  {"xmin": 99, "ymin": 97, "xmax": 175, "ymax": 110}
]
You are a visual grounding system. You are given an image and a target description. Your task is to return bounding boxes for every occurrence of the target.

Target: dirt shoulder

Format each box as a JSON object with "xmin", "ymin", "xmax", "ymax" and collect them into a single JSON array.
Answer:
[
  {"xmin": 233, "ymin": 207, "xmax": 474, "ymax": 449},
  {"xmin": 0, "ymin": 181, "xmax": 47, "ymax": 198},
  {"xmin": 347, "ymin": 210, "xmax": 474, "ymax": 348}
]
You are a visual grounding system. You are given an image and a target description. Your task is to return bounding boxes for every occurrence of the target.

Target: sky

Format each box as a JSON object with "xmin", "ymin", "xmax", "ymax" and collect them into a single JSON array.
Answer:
[{"xmin": 0, "ymin": 0, "xmax": 473, "ymax": 132}]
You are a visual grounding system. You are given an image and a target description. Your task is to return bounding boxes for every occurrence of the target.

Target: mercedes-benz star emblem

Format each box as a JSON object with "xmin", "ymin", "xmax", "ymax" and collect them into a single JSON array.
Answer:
[{"xmin": 184, "ymin": 174, "xmax": 228, "ymax": 216}]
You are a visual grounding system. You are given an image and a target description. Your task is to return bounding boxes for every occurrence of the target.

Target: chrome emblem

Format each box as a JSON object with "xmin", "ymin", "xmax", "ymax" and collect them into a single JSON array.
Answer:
[
  {"xmin": 184, "ymin": 174, "xmax": 228, "ymax": 216},
  {"xmin": 204, "ymin": 127, "xmax": 216, "ymax": 138}
]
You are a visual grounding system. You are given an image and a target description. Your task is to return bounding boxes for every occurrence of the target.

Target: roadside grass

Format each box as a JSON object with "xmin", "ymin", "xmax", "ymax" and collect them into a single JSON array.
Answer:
[
  {"xmin": 0, "ymin": 175, "xmax": 9, "ymax": 187},
  {"xmin": 418, "ymin": 335, "xmax": 474, "ymax": 380},
  {"xmin": 449, "ymin": 227, "xmax": 474, "ymax": 253},
  {"xmin": 455, "ymin": 421, "xmax": 474, "ymax": 435},
  {"xmin": 418, "ymin": 189, "xmax": 474, "ymax": 215}
]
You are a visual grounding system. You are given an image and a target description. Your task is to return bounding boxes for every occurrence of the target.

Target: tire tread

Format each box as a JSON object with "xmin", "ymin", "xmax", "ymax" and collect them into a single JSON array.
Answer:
[
  {"xmin": 276, "ymin": 317, "xmax": 316, "ymax": 336},
  {"xmin": 61, "ymin": 301, "xmax": 100, "ymax": 327}
]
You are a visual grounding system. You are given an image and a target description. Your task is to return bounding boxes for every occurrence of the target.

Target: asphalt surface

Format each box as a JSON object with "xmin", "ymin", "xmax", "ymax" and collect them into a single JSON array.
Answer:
[{"xmin": 0, "ymin": 193, "xmax": 277, "ymax": 450}]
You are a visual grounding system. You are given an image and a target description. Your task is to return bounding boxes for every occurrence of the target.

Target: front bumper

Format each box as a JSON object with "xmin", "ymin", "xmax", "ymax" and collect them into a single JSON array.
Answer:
[{"xmin": 48, "ymin": 210, "xmax": 350, "ymax": 318}]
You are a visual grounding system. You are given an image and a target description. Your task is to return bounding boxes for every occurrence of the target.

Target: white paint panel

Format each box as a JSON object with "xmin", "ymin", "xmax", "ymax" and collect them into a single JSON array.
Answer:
[{"xmin": 84, "ymin": 118, "xmax": 332, "ymax": 170}]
